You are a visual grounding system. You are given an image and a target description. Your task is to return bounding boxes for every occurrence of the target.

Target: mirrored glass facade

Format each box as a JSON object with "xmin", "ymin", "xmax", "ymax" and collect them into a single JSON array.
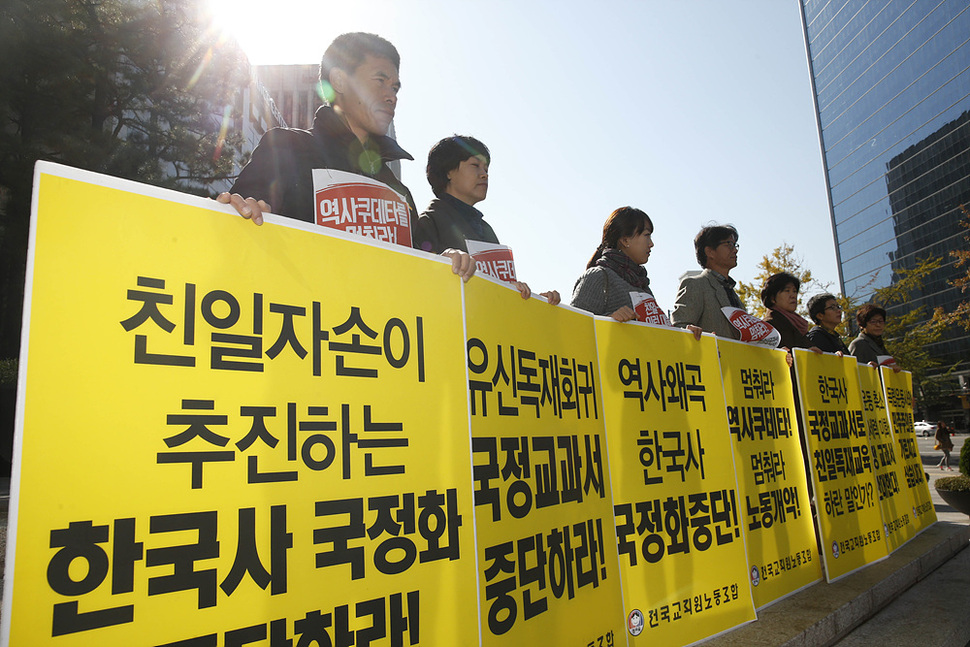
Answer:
[{"xmin": 800, "ymin": 0, "xmax": 970, "ymax": 369}]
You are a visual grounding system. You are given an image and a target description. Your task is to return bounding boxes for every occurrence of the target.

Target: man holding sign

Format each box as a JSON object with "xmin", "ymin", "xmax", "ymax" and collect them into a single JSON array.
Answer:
[
  {"xmin": 672, "ymin": 224, "xmax": 747, "ymax": 339},
  {"xmin": 218, "ymin": 33, "xmax": 475, "ymax": 280}
]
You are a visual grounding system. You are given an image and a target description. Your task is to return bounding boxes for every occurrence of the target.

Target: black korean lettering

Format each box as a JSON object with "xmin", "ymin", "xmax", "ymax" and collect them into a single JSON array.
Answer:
[
  {"xmin": 330, "ymin": 307, "xmax": 381, "ymax": 378},
  {"xmin": 355, "ymin": 405, "xmax": 407, "ymax": 477},
  {"xmin": 368, "ymin": 494, "xmax": 417, "ymax": 576},
  {"xmin": 491, "ymin": 345, "xmax": 519, "ymax": 416},
  {"xmin": 533, "ymin": 436, "xmax": 559, "ymax": 509},
  {"xmin": 501, "ymin": 436, "xmax": 533, "ymax": 519},
  {"xmin": 147, "ymin": 511, "xmax": 219, "ymax": 609},
  {"xmin": 473, "ymin": 437, "xmax": 502, "ymax": 521},
  {"xmin": 417, "ymin": 488, "xmax": 462, "ymax": 563},
  {"xmin": 289, "ymin": 403, "xmax": 337, "ymax": 471},
  {"xmin": 484, "ymin": 542, "xmax": 517, "ymax": 635},
  {"xmin": 239, "ymin": 406, "xmax": 298, "ymax": 483},
  {"xmin": 221, "ymin": 506, "xmax": 292, "ymax": 597},
  {"xmin": 559, "ymin": 435, "xmax": 583, "ymax": 505},
  {"xmin": 314, "ymin": 498, "xmax": 366, "ymax": 580},
  {"xmin": 664, "ymin": 496, "xmax": 689, "ymax": 555},
  {"xmin": 159, "ymin": 399, "xmax": 234, "ymax": 488},
  {"xmin": 121, "ymin": 276, "xmax": 195, "ymax": 367},
  {"xmin": 294, "ymin": 609, "xmax": 333, "ymax": 646},
  {"xmin": 48, "ymin": 520, "xmax": 136, "ymax": 636},
  {"xmin": 517, "ymin": 533, "xmax": 548, "ymax": 620},
  {"xmin": 467, "ymin": 337, "xmax": 493, "ymax": 415},
  {"xmin": 516, "ymin": 349, "xmax": 540, "ymax": 415},
  {"xmin": 614, "ymin": 503, "xmax": 637, "ymax": 566},
  {"xmin": 582, "ymin": 434, "xmax": 605, "ymax": 499},
  {"xmin": 265, "ymin": 303, "xmax": 309, "ymax": 360},
  {"xmin": 546, "ymin": 526, "xmax": 575, "ymax": 599}
]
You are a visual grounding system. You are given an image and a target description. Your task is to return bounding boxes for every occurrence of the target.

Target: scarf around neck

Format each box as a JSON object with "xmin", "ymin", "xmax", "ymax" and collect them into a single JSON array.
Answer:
[
  {"xmin": 773, "ymin": 307, "xmax": 811, "ymax": 336},
  {"xmin": 595, "ymin": 248, "xmax": 651, "ymax": 293}
]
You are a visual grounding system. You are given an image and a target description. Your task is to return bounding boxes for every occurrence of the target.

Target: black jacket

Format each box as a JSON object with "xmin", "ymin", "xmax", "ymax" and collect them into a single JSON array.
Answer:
[
  {"xmin": 230, "ymin": 105, "xmax": 416, "ymax": 223},
  {"xmin": 412, "ymin": 194, "xmax": 500, "ymax": 254},
  {"xmin": 764, "ymin": 309, "xmax": 812, "ymax": 350},
  {"xmin": 806, "ymin": 325, "xmax": 849, "ymax": 354}
]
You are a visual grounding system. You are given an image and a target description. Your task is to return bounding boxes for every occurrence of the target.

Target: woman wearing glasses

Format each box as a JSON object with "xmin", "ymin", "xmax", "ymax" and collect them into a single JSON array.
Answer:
[
  {"xmin": 848, "ymin": 304, "xmax": 894, "ymax": 366},
  {"xmin": 805, "ymin": 293, "xmax": 850, "ymax": 354}
]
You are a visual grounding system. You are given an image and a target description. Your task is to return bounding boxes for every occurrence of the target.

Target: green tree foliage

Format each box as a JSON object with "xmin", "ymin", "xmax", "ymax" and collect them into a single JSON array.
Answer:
[
  {"xmin": 866, "ymin": 258, "xmax": 944, "ymax": 385},
  {"xmin": 0, "ymin": 0, "xmax": 249, "ymax": 358},
  {"xmin": 740, "ymin": 243, "xmax": 949, "ymax": 414},
  {"xmin": 737, "ymin": 243, "xmax": 830, "ymax": 319}
]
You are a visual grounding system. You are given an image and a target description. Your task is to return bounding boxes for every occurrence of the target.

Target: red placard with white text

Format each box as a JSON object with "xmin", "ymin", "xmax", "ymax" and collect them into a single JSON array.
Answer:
[{"xmin": 313, "ymin": 169, "xmax": 412, "ymax": 246}]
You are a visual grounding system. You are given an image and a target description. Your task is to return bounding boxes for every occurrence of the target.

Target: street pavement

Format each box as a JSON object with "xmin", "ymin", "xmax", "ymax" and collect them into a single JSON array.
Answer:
[{"xmin": 706, "ymin": 433, "xmax": 970, "ymax": 647}]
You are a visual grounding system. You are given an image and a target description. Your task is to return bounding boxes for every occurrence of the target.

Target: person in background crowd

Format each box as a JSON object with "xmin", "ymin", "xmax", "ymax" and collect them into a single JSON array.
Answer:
[
  {"xmin": 760, "ymin": 273, "xmax": 821, "ymax": 352},
  {"xmin": 413, "ymin": 135, "xmax": 559, "ymax": 303},
  {"xmin": 672, "ymin": 224, "xmax": 744, "ymax": 338},
  {"xmin": 935, "ymin": 421, "xmax": 954, "ymax": 471},
  {"xmin": 570, "ymin": 207, "xmax": 701, "ymax": 337},
  {"xmin": 849, "ymin": 304, "xmax": 895, "ymax": 366},
  {"xmin": 806, "ymin": 293, "xmax": 849, "ymax": 354},
  {"xmin": 216, "ymin": 32, "xmax": 475, "ymax": 281}
]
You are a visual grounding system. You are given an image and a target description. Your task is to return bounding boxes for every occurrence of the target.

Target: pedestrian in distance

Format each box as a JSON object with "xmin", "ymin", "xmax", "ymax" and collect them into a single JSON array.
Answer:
[{"xmin": 936, "ymin": 421, "xmax": 955, "ymax": 470}]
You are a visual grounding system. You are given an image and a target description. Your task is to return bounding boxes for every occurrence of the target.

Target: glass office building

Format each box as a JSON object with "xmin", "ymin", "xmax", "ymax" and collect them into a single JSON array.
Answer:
[{"xmin": 799, "ymin": 0, "xmax": 970, "ymax": 372}]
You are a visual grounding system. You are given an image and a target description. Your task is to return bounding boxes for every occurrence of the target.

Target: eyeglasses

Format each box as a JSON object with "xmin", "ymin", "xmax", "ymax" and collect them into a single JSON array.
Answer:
[
  {"xmin": 825, "ymin": 304, "xmax": 843, "ymax": 311},
  {"xmin": 868, "ymin": 318, "xmax": 886, "ymax": 325},
  {"xmin": 718, "ymin": 241, "xmax": 740, "ymax": 251}
]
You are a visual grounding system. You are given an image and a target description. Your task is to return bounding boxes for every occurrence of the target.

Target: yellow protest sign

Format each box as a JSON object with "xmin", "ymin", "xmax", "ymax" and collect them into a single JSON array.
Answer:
[
  {"xmin": 595, "ymin": 322, "xmax": 755, "ymax": 646},
  {"xmin": 792, "ymin": 350, "xmax": 888, "ymax": 581},
  {"xmin": 717, "ymin": 339, "xmax": 821, "ymax": 609},
  {"xmin": 464, "ymin": 280, "xmax": 625, "ymax": 646},
  {"xmin": 857, "ymin": 365, "xmax": 920, "ymax": 551},
  {"xmin": 5, "ymin": 163, "xmax": 479, "ymax": 645},
  {"xmin": 881, "ymin": 367, "xmax": 936, "ymax": 535}
]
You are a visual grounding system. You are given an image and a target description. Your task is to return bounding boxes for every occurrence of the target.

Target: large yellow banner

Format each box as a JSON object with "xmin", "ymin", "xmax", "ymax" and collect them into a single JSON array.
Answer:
[
  {"xmin": 594, "ymin": 322, "xmax": 755, "ymax": 646},
  {"xmin": 857, "ymin": 365, "xmax": 919, "ymax": 551},
  {"xmin": 464, "ymin": 280, "xmax": 625, "ymax": 646},
  {"xmin": 716, "ymin": 339, "xmax": 821, "ymax": 609},
  {"xmin": 881, "ymin": 367, "xmax": 936, "ymax": 535},
  {"xmin": 6, "ymin": 163, "xmax": 479, "ymax": 645},
  {"xmin": 792, "ymin": 350, "xmax": 888, "ymax": 581}
]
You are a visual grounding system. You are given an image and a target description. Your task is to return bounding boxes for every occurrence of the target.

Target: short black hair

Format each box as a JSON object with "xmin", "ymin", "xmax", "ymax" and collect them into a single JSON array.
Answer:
[
  {"xmin": 856, "ymin": 303, "xmax": 887, "ymax": 329},
  {"xmin": 426, "ymin": 135, "xmax": 490, "ymax": 197},
  {"xmin": 693, "ymin": 224, "xmax": 738, "ymax": 268},
  {"xmin": 761, "ymin": 272, "xmax": 800, "ymax": 309},
  {"xmin": 807, "ymin": 293, "xmax": 838, "ymax": 324},
  {"xmin": 320, "ymin": 33, "xmax": 400, "ymax": 88}
]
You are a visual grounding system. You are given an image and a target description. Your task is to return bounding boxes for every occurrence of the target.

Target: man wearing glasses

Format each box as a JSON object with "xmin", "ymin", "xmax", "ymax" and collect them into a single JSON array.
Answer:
[
  {"xmin": 672, "ymin": 224, "xmax": 745, "ymax": 338},
  {"xmin": 805, "ymin": 293, "xmax": 850, "ymax": 354}
]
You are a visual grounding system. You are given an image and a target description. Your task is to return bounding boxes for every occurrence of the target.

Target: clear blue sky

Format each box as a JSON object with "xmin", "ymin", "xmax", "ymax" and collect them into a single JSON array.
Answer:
[{"xmin": 210, "ymin": 0, "xmax": 838, "ymax": 311}]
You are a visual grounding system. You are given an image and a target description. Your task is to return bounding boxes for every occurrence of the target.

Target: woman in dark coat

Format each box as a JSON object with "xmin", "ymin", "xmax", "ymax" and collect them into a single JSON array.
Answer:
[{"xmin": 760, "ymin": 273, "xmax": 820, "ymax": 352}]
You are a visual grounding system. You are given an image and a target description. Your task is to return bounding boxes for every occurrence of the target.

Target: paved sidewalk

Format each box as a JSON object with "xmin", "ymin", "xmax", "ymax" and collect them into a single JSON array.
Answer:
[{"xmin": 704, "ymin": 434, "xmax": 970, "ymax": 647}]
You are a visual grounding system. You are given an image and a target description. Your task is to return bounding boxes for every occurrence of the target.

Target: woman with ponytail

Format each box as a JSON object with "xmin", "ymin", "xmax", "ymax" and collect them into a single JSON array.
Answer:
[{"xmin": 570, "ymin": 208, "xmax": 700, "ymax": 337}]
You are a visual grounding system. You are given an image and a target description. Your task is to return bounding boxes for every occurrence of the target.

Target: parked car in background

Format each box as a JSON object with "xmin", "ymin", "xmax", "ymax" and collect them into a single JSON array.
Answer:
[{"xmin": 914, "ymin": 420, "xmax": 938, "ymax": 437}]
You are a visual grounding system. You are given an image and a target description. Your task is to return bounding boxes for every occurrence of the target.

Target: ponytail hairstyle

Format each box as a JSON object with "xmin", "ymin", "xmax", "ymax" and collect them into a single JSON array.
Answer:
[{"xmin": 586, "ymin": 207, "xmax": 654, "ymax": 268}]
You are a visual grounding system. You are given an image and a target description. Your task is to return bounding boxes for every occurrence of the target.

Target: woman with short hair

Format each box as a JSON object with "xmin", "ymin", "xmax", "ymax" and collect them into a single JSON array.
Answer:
[
  {"xmin": 760, "ymin": 273, "xmax": 819, "ymax": 351},
  {"xmin": 849, "ymin": 304, "xmax": 893, "ymax": 365}
]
